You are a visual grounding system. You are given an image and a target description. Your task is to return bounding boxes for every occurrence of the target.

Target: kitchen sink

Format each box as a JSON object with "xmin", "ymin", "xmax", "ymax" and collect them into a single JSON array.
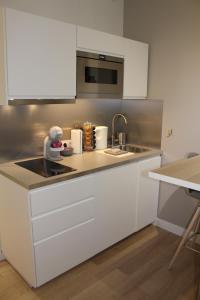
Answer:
[
  {"xmin": 119, "ymin": 144, "xmax": 150, "ymax": 153},
  {"xmin": 104, "ymin": 144, "xmax": 151, "ymax": 156}
]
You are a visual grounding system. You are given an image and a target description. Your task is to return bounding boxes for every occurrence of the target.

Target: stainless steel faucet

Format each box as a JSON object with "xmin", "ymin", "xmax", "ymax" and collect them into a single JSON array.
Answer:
[{"xmin": 111, "ymin": 113, "xmax": 128, "ymax": 147}]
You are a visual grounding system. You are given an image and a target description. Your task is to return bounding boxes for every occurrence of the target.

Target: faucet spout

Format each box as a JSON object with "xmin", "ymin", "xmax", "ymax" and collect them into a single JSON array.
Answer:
[{"xmin": 111, "ymin": 113, "xmax": 128, "ymax": 148}]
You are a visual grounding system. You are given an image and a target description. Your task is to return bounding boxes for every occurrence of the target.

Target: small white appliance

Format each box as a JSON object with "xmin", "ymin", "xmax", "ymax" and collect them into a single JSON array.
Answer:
[
  {"xmin": 95, "ymin": 126, "xmax": 108, "ymax": 150},
  {"xmin": 43, "ymin": 126, "xmax": 64, "ymax": 161},
  {"xmin": 71, "ymin": 129, "xmax": 83, "ymax": 154}
]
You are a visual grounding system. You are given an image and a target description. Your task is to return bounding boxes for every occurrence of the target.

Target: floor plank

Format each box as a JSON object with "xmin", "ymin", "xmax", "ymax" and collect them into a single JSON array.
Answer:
[{"xmin": 0, "ymin": 225, "xmax": 199, "ymax": 300}]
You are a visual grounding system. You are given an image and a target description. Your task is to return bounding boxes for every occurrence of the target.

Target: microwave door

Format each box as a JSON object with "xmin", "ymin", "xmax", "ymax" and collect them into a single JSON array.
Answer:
[{"xmin": 77, "ymin": 57, "xmax": 123, "ymax": 98}]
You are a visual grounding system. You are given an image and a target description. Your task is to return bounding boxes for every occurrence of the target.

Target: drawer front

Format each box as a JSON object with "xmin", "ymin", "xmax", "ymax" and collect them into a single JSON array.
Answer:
[
  {"xmin": 32, "ymin": 196, "xmax": 95, "ymax": 242},
  {"xmin": 34, "ymin": 218, "xmax": 96, "ymax": 287},
  {"xmin": 30, "ymin": 175, "xmax": 94, "ymax": 217}
]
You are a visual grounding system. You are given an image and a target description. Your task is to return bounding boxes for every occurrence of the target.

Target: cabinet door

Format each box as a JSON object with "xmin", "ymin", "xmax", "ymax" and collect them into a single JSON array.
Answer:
[
  {"xmin": 136, "ymin": 156, "xmax": 161, "ymax": 231},
  {"xmin": 95, "ymin": 162, "xmax": 138, "ymax": 253},
  {"xmin": 77, "ymin": 26, "xmax": 124, "ymax": 57},
  {"xmin": 5, "ymin": 8, "xmax": 76, "ymax": 100},
  {"xmin": 35, "ymin": 218, "xmax": 96, "ymax": 287},
  {"xmin": 123, "ymin": 39, "xmax": 148, "ymax": 99}
]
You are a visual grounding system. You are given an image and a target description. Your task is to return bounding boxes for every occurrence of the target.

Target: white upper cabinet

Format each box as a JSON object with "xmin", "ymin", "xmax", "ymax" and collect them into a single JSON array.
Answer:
[
  {"xmin": 123, "ymin": 39, "xmax": 148, "ymax": 99},
  {"xmin": 77, "ymin": 26, "xmax": 124, "ymax": 57},
  {"xmin": 77, "ymin": 26, "xmax": 148, "ymax": 99},
  {"xmin": 0, "ymin": 8, "xmax": 148, "ymax": 104},
  {"xmin": 4, "ymin": 8, "xmax": 76, "ymax": 101}
]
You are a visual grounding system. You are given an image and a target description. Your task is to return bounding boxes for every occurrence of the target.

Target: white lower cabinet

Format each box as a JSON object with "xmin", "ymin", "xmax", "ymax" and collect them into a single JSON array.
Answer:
[
  {"xmin": 32, "ymin": 196, "xmax": 95, "ymax": 242},
  {"xmin": 136, "ymin": 156, "xmax": 161, "ymax": 231},
  {"xmin": 0, "ymin": 156, "xmax": 160, "ymax": 287},
  {"xmin": 31, "ymin": 175, "xmax": 97, "ymax": 286},
  {"xmin": 34, "ymin": 218, "xmax": 96, "ymax": 286},
  {"xmin": 95, "ymin": 163, "xmax": 138, "ymax": 252}
]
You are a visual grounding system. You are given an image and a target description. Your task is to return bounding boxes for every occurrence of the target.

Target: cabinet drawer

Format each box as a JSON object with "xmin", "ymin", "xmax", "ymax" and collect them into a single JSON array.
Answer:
[
  {"xmin": 34, "ymin": 218, "xmax": 96, "ymax": 287},
  {"xmin": 32, "ymin": 196, "xmax": 95, "ymax": 242},
  {"xmin": 30, "ymin": 175, "xmax": 94, "ymax": 217}
]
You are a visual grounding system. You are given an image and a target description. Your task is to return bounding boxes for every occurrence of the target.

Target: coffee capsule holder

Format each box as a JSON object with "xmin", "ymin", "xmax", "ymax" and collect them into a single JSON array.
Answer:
[{"xmin": 83, "ymin": 122, "xmax": 96, "ymax": 151}]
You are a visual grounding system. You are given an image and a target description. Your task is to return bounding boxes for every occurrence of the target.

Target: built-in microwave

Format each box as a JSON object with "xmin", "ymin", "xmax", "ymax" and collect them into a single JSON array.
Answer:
[{"xmin": 76, "ymin": 51, "xmax": 124, "ymax": 99}]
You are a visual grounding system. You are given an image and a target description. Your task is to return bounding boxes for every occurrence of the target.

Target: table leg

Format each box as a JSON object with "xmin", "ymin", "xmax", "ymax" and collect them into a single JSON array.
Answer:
[{"xmin": 169, "ymin": 206, "xmax": 200, "ymax": 270}]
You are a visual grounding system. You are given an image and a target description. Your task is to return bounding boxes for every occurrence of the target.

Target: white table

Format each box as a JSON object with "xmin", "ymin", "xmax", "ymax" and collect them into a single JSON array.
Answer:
[
  {"xmin": 149, "ymin": 155, "xmax": 200, "ymax": 191},
  {"xmin": 149, "ymin": 155, "xmax": 200, "ymax": 269}
]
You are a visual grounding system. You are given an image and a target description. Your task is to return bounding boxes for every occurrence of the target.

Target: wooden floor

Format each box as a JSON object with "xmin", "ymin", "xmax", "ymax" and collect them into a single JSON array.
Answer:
[{"xmin": 0, "ymin": 225, "xmax": 200, "ymax": 300}]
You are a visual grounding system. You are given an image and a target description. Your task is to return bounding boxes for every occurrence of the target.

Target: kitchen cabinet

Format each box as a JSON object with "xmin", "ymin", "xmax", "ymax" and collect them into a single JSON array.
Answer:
[
  {"xmin": 77, "ymin": 26, "xmax": 124, "ymax": 57},
  {"xmin": 0, "ymin": 174, "xmax": 97, "ymax": 287},
  {"xmin": 77, "ymin": 25, "xmax": 148, "ymax": 99},
  {"xmin": 123, "ymin": 39, "xmax": 148, "ymax": 99},
  {"xmin": 95, "ymin": 163, "xmax": 138, "ymax": 252},
  {"xmin": 29, "ymin": 175, "xmax": 97, "ymax": 287},
  {"xmin": 0, "ymin": 156, "xmax": 160, "ymax": 287},
  {"xmin": 0, "ymin": 9, "xmax": 148, "ymax": 104},
  {"xmin": 136, "ymin": 156, "xmax": 161, "ymax": 231},
  {"xmin": 0, "ymin": 8, "xmax": 76, "ymax": 103}
]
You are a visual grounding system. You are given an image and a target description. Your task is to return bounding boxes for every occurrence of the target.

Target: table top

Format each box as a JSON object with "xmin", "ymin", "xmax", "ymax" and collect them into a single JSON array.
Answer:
[{"xmin": 149, "ymin": 155, "xmax": 200, "ymax": 191}]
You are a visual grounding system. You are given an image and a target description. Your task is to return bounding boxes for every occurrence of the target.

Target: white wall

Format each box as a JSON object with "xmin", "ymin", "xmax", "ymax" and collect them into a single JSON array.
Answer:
[
  {"xmin": 0, "ymin": 0, "xmax": 124, "ymax": 35},
  {"xmin": 124, "ymin": 0, "xmax": 200, "ymax": 228}
]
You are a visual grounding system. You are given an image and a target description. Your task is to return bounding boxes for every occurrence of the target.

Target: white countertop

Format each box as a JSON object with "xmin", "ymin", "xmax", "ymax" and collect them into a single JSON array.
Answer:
[{"xmin": 0, "ymin": 147, "xmax": 161, "ymax": 190}]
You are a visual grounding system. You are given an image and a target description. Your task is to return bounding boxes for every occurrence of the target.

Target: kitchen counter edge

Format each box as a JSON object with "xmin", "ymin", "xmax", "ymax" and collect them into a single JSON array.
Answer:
[{"xmin": 0, "ymin": 149, "xmax": 162, "ymax": 190}]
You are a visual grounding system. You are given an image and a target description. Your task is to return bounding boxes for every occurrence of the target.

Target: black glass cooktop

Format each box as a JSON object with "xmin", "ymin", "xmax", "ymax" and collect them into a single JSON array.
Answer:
[{"xmin": 15, "ymin": 158, "xmax": 76, "ymax": 178}]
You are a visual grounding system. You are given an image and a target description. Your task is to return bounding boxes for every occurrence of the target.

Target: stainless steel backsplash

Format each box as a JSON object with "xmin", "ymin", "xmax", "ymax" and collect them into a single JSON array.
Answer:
[
  {"xmin": 121, "ymin": 99, "xmax": 163, "ymax": 148},
  {"xmin": 0, "ymin": 99, "xmax": 163, "ymax": 163}
]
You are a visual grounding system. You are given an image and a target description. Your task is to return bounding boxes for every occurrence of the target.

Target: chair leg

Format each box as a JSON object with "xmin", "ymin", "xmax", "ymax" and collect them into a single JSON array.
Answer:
[
  {"xmin": 168, "ymin": 206, "xmax": 200, "ymax": 270},
  {"xmin": 191, "ymin": 213, "xmax": 200, "ymax": 247},
  {"xmin": 194, "ymin": 213, "xmax": 200, "ymax": 234}
]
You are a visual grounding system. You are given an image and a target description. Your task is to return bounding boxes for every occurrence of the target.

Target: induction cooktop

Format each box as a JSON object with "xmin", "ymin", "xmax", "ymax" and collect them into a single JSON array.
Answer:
[{"xmin": 15, "ymin": 158, "xmax": 76, "ymax": 178}]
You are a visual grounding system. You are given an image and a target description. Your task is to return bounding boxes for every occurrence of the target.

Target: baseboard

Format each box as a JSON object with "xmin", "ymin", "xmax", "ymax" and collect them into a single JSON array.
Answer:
[{"xmin": 154, "ymin": 218, "xmax": 185, "ymax": 236}]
